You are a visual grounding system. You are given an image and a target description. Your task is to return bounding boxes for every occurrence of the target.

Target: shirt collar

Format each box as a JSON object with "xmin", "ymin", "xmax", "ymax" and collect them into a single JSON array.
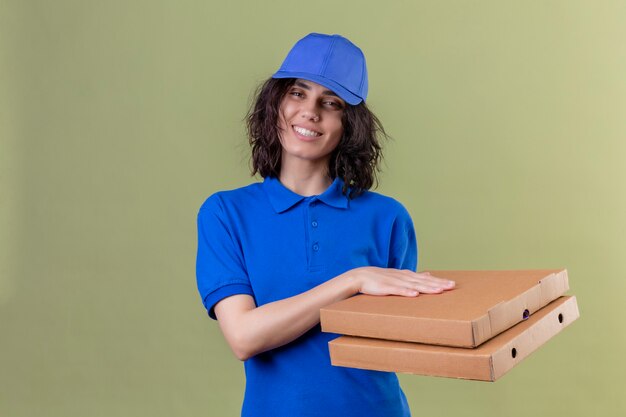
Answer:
[{"xmin": 262, "ymin": 176, "xmax": 349, "ymax": 213}]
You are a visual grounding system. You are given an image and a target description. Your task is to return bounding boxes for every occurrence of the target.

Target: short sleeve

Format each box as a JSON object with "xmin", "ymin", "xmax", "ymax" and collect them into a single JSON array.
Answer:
[
  {"xmin": 196, "ymin": 195, "xmax": 255, "ymax": 320},
  {"xmin": 387, "ymin": 204, "xmax": 418, "ymax": 271}
]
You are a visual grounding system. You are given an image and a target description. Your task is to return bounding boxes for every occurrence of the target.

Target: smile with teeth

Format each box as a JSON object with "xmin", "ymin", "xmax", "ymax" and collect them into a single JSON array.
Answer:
[{"xmin": 293, "ymin": 125, "xmax": 322, "ymax": 138}]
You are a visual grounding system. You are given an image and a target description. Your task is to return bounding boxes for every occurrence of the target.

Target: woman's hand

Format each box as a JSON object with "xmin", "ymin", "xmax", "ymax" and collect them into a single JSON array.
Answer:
[{"xmin": 345, "ymin": 267, "xmax": 455, "ymax": 297}]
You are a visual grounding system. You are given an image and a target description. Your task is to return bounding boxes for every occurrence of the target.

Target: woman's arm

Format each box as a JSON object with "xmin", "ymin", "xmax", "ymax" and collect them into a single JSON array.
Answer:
[{"xmin": 214, "ymin": 267, "xmax": 455, "ymax": 361}]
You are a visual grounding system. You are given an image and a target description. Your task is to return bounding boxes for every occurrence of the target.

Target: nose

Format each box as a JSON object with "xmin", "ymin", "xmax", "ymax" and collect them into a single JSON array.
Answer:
[
  {"xmin": 302, "ymin": 111, "xmax": 320, "ymax": 122},
  {"xmin": 301, "ymin": 100, "xmax": 320, "ymax": 122}
]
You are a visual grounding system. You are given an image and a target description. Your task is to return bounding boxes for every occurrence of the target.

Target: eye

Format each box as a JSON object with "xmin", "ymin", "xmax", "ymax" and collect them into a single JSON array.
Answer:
[
  {"xmin": 323, "ymin": 100, "xmax": 343, "ymax": 109},
  {"xmin": 289, "ymin": 90, "xmax": 304, "ymax": 98}
]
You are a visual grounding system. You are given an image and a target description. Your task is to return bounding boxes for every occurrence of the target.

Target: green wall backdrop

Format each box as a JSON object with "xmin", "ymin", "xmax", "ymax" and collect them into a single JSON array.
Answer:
[{"xmin": 2, "ymin": 1, "xmax": 625, "ymax": 416}]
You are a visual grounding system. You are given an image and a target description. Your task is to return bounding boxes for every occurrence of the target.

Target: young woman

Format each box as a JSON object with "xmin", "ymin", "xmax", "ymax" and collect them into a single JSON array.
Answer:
[{"xmin": 196, "ymin": 33, "xmax": 455, "ymax": 417}]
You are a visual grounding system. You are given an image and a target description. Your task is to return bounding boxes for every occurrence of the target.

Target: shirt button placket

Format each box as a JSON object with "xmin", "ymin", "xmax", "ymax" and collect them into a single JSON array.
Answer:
[{"xmin": 309, "ymin": 200, "xmax": 321, "ymax": 267}]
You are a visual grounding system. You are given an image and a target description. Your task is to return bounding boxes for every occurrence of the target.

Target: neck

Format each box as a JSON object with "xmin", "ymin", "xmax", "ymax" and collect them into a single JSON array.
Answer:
[{"xmin": 279, "ymin": 159, "xmax": 333, "ymax": 197}]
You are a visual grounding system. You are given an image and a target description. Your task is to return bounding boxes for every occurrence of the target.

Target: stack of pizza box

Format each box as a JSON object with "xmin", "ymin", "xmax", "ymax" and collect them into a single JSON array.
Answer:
[{"xmin": 320, "ymin": 270, "xmax": 579, "ymax": 381}]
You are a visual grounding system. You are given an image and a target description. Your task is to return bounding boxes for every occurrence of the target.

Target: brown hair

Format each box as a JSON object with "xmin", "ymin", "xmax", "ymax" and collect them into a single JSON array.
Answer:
[{"xmin": 246, "ymin": 77, "xmax": 388, "ymax": 199}]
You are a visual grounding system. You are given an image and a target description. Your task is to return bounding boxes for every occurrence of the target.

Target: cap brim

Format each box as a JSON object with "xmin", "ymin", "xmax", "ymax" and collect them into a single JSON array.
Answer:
[{"xmin": 272, "ymin": 71, "xmax": 363, "ymax": 105}]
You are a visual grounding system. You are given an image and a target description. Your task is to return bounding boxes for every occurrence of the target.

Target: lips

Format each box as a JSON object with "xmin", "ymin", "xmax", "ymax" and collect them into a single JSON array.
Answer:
[{"xmin": 292, "ymin": 125, "xmax": 322, "ymax": 138}]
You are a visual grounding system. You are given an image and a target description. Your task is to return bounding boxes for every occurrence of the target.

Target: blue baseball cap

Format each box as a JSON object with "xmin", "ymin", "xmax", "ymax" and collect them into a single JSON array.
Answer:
[{"xmin": 272, "ymin": 33, "xmax": 368, "ymax": 105}]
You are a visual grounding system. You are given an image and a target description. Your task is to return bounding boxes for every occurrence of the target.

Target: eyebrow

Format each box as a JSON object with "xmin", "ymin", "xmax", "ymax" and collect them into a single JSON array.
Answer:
[{"xmin": 294, "ymin": 80, "xmax": 340, "ymax": 98}]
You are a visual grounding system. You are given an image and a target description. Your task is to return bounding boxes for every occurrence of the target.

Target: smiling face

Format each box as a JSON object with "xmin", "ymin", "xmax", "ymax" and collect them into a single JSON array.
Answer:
[{"xmin": 277, "ymin": 79, "xmax": 345, "ymax": 171}]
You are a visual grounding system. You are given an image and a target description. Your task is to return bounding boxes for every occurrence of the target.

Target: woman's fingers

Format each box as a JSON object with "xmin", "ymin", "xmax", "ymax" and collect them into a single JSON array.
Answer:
[
  {"xmin": 377, "ymin": 278, "xmax": 441, "ymax": 295},
  {"xmin": 396, "ymin": 287, "xmax": 420, "ymax": 297},
  {"xmin": 397, "ymin": 279, "xmax": 443, "ymax": 294},
  {"xmin": 364, "ymin": 281, "xmax": 419, "ymax": 297},
  {"xmin": 393, "ymin": 272, "xmax": 455, "ymax": 294},
  {"xmin": 353, "ymin": 267, "xmax": 456, "ymax": 297},
  {"xmin": 386, "ymin": 280, "xmax": 446, "ymax": 296},
  {"xmin": 411, "ymin": 272, "xmax": 455, "ymax": 290}
]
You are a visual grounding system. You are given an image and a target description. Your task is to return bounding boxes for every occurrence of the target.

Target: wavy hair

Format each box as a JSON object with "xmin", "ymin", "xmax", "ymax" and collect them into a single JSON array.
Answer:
[{"xmin": 246, "ymin": 77, "xmax": 388, "ymax": 199}]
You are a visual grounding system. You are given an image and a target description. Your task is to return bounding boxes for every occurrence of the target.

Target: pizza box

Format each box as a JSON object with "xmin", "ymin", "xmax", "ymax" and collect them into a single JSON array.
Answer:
[
  {"xmin": 321, "ymin": 269, "xmax": 569, "ymax": 347},
  {"xmin": 328, "ymin": 295, "xmax": 579, "ymax": 381}
]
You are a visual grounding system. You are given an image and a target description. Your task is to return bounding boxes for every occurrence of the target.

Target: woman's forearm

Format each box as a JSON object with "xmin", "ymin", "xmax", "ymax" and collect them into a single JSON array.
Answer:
[
  {"xmin": 216, "ymin": 272, "xmax": 358, "ymax": 361},
  {"xmin": 214, "ymin": 267, "xmax": 454, "ymax": 361}
]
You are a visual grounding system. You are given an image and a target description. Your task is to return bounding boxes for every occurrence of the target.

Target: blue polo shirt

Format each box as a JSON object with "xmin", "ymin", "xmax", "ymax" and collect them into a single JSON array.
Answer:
[{"xmin": 196, "ymin": 176, "xmax": 417, "ymax": 417}]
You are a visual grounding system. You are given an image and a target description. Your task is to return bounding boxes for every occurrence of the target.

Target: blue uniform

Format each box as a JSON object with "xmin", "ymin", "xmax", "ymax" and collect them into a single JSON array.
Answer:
[{"xmin": 196, "ymin": 176, "xmax": 417, "ymax": 417}]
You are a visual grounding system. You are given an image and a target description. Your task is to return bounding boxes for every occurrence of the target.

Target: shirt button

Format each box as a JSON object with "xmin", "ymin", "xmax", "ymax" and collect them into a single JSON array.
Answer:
[
  {"xmin": 312, "ymin": 243, "xmax": 319, "ymax": 251},
  {"xmin": 311, "ymin": 220, "xmax": 318, "ymax": 228}
]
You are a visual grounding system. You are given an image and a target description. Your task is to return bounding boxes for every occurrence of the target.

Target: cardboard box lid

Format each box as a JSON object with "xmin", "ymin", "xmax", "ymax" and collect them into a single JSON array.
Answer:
[
  {"xmin": 329, "ymin": 295, "xmax": 579, "ymax": 382},
  {"xmin": 321, "ymin": 269, "xmax": 569, "ymax": 347}
]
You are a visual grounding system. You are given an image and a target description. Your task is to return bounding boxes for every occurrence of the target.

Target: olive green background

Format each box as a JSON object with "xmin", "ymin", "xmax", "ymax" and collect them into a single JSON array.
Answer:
[{"xmin": 1, "ymin": 1, "xmax": 624, "ymax": 416}]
